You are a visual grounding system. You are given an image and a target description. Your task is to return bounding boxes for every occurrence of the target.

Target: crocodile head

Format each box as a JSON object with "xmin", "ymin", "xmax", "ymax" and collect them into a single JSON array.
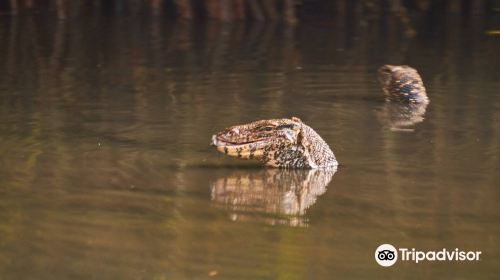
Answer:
[
  {"xmin": 211, "ymin": 117, "xmax": 337, "ymax": 169},
  {"xmin": 378, "ymin": 65, "xmax": 429, "ymax": 104}
]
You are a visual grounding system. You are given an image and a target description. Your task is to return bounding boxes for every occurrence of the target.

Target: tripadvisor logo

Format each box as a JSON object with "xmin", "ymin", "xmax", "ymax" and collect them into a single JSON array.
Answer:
[
  {"xmin": 375, "ymin": 244, "xmax": 482, "ymax": 267},
  {"xmin": 375, "ymin": 244, "xmax": 398, "ymax": 267}
]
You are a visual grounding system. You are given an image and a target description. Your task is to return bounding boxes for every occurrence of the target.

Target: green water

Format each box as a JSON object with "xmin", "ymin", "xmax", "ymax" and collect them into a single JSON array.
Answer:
[{"xmin": 0, "ymin": 14, "xmax": 499, "ymax": 279}]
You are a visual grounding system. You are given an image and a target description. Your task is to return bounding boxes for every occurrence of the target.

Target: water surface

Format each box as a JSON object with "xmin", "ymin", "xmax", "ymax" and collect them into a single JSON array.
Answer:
[{"xmin": 0, "ymin": 14, "xmax": 499, "ymax": 279}]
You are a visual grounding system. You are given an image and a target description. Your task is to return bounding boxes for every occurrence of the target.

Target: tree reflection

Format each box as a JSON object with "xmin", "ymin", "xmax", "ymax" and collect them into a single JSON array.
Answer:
[{"xmin": 0, "ymin": 5, "xmax": 498, "ymax": 279}]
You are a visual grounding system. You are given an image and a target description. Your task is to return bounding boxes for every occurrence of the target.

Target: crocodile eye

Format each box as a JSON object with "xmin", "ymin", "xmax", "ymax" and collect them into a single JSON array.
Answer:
[{"xmin": 264, "ymin": 127, "xmax": 273, "ymax": 132}]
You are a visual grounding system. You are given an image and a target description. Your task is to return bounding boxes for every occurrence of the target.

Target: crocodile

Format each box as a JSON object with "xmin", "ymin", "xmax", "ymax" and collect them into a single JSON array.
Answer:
[
  {"xmin": 378, "ymin": 65, "xmax": 429, "ymax": 104},
  {"xmin": 211, "ymin": 117, "xmax": 337, "ymax": 169}
]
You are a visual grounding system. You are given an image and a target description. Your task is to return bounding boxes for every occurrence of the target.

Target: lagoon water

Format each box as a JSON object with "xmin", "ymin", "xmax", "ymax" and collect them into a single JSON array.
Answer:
[{"xmin": 0, "ymin": 13, "xmax": 499, "ymax": 279}]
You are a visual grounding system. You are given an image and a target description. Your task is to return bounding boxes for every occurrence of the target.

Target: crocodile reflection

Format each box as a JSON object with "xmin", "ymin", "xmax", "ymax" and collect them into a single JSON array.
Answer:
[
  {"xmin": 379, "ymin": 102, "xmax": 429, "ymax": 131},
  {"xmin": 211, "ymin": 169, "xmax": 335, "ymax": 226}
]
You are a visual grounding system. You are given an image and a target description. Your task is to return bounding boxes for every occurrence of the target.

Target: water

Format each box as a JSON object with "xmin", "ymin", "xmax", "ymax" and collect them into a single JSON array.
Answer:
[{"xmin": 0, "ymin": 14, "xmax": 499, "ymax": 279}]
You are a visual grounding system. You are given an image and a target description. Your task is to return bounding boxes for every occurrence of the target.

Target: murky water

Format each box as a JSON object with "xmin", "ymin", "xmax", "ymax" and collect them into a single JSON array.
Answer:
[{"xmin": 0, "ymin": 13, "xmax": 499, "ymax": 279}]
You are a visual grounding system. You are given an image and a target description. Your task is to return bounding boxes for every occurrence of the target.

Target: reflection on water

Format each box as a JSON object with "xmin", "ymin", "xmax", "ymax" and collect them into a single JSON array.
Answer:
[
  {"xmin": 378, "ymin": 102, "xmax": 429, "ymax": 131},
  {"xmin": 211, "ymin": 169, "xmax": 335, "ymax": 227},
  {"xmin": 0, "ymin": 8, "xmax": 499, "ymax": 280}
]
